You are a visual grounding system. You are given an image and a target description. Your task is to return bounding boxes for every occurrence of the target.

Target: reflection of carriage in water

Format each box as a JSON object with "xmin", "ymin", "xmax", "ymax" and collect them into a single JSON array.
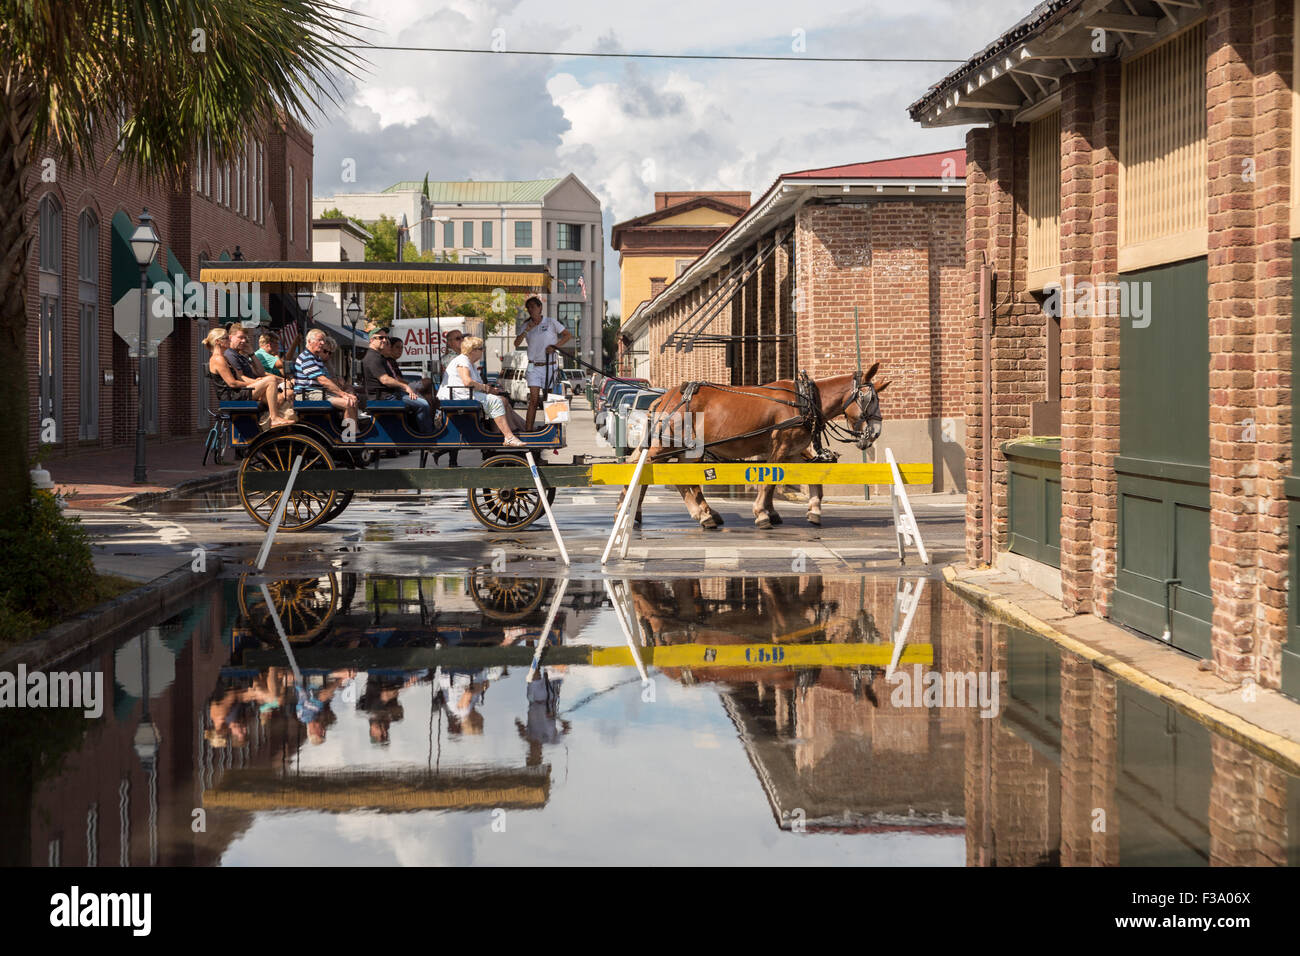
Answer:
[
  {"xmin": 234, "ymin": 570, "xmax": 557, "ymax": 651},
  {"xmin": 198, "ymin": 261, "xmax": 562, "ymax": 533}
]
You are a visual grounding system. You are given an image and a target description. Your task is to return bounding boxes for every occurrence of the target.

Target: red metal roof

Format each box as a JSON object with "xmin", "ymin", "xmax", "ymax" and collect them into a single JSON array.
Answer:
[{"xmin": 781, "ymin": 148, "xmax": 966, "ymax": 180}]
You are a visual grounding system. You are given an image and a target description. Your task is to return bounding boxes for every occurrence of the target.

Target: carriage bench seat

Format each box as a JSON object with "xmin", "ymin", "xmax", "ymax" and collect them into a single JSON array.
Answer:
[{"xmin": 441, "ymin": 399, "xmax": 483, "ymax": 415}]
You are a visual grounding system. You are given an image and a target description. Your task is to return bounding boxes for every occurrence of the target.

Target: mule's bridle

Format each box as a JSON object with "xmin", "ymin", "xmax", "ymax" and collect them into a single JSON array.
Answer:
[{"xmin": 829, "ymin": 370, "xmax": 882, "ymax": 450}]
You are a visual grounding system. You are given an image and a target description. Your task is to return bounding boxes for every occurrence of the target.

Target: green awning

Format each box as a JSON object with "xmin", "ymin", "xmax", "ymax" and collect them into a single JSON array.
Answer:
[{"xmin": 110, "ymin": 210, "xmax": 167, "ymax": 302}]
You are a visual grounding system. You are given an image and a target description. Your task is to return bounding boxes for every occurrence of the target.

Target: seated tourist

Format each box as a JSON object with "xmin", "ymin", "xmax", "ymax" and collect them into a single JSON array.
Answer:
[
  {"xmin": 294, "ymin": 328, "xmax": 360, "ymax": 424},
  {"xmin": 438, "ymin": 336, "xmax": 527, "ymax": 446},
  {"xmin": 254, "ymin": 331, "xmax": 285, "ymax": 377},
  {"xmin": 361, "ymin": 326, "xmax": 433, "ymax": 431},
  {"xmin": 206, "ymin": 327, "xmax": 291, "ymax": 425}
]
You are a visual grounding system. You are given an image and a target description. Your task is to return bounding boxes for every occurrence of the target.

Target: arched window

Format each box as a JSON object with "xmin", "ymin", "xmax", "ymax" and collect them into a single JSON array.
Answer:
[
  {"xmin": 78, "ymin": 209, "xmax": 99, "ymax": 439},
  {"xmin": 36, "ymin": 195, "xmax": 63, "ymax": 439}
]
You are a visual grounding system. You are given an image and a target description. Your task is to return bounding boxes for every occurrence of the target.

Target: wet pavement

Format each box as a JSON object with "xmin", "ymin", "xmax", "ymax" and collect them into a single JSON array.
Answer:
[
  {"xmin": 4, "ymin": 568, "xmax": 1297, "ymax": 866},
  {"xmin": 78, "ymin": 483, "xmax": 967, "ymax": 581}
]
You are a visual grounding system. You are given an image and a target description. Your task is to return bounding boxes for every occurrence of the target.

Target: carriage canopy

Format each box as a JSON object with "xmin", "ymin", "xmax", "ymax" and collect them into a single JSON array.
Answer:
[{"xmin": 197, "ymin": 260, "xmax": 552, "ymax": 293}]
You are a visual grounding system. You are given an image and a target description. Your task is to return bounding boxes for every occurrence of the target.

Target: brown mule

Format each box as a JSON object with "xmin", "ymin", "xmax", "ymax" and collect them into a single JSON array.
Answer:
[{"xmin": 618, "ymin": 365, "xmax": 887, "ymax": 531}]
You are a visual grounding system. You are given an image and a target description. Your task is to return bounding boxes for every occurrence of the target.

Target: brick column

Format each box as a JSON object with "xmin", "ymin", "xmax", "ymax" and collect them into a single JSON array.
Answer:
[
  {"xmin": 1058, "ymin": 61, "xmax": 1122, "ymax": 617},
  {"xmin": 757, "ymin": 233, "xmax": 777, "ymax": 382},
  {"xmin": 966, "ymin": 122, "xmax": 1040, "ymax": 561},
  {"xmin": 965, "ymin": 128, "xmax": 992, "ymax": 564},
  {"xmin": 1206, "ymin": 0, "xmax": 1293, "ymax": 687},
  {"xmin": 1208, "ymin": 736, "xmax": 1290, "ymax": 865}
]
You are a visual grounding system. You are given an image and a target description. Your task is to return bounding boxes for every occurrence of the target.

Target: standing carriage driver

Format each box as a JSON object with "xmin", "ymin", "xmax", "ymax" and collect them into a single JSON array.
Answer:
[{"xmin": 513, "ymin": 295, "xmax": 572, "ymax": 430}]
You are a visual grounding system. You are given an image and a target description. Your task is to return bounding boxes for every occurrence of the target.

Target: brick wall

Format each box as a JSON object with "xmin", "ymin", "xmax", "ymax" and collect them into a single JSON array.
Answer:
[
  {"xmin": 964, "ymin": 123, "xmax": 1044, "ymax": 563},
  {"xmin": 1059, "ymin": 61, "xmax": 1122, "ymax": 617},
  {"xmin": 642, "ymin": 197, "xmax": 965, "ymax": 420},
  {"xmin": 1206, "ymin": 0, "xmax": 1294, "ymax": 686},
  {"xmin": 25, "ymin": 115, "xmax": 309, "ymax": 458}
]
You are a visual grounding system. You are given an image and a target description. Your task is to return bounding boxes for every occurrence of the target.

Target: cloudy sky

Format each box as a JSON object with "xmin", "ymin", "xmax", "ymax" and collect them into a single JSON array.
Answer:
[{"xmin": 311, "ymin": 0, "xmax": 1032, "ymax": 311}]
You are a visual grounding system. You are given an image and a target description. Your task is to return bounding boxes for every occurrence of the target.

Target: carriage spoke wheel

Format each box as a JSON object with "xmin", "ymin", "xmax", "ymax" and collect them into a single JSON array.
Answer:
[
  {"xmin": 468, "ymin": 568, "xmax": 548, "ymax": 621},
  {"xmin": 238, "ymin": 433, "xmax": 338, "ymax": 532},
  {"xmin": 467, "ymin": 454, "xmax": 555, "ymax": 532},
  {"xmin": 237, "ymin": 572, "xmax": 340, "ymax": 643}
]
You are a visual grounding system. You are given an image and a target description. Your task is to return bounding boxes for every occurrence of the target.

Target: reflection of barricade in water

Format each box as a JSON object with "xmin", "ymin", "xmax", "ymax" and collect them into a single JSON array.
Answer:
[{"xmin": 233, "ymin": 571, "xmax": 559, "ymax": 652}]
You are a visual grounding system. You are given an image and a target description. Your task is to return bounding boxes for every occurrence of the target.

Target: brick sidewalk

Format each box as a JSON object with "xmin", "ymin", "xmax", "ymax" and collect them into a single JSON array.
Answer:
[{"xmin": 47, "ymin": 437, "xmax": 234, "ymax": 509}]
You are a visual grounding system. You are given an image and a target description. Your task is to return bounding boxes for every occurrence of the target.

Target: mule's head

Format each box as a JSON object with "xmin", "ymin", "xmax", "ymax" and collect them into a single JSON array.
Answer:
[{"xmin": 845, "ymin": 363, "xmax": 888, "ymax": 450}]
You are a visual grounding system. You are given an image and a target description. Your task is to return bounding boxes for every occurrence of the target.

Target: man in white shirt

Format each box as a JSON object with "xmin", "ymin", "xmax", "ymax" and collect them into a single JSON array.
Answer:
[{"xmin": 513, "ymin": 296, "xmax": 572, "ymax": 430}]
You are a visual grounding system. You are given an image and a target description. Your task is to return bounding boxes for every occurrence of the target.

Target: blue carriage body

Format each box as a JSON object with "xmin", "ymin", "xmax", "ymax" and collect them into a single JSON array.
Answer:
[{"xmin": 222, "ymin": 398, "xmax": 564, "ymax": 453}]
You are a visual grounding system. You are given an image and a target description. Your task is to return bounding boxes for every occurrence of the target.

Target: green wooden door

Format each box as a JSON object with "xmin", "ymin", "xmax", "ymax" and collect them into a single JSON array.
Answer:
[
  {"xmin": 1113, "ymin": 257, "xmax": 1211, "ymax": 658},
  {"xmin": 1117, "ymin": 682, "xmax": 1211, "ymax": 865}
]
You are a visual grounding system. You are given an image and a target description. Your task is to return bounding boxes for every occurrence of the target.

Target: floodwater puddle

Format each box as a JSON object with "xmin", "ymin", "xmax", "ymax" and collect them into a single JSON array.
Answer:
[{"xmin": 3, "ymin": 571, "xmax": 1297, "ymax": 866}]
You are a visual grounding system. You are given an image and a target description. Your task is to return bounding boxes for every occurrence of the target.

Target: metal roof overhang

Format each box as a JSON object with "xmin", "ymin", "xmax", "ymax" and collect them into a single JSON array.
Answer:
[
  {"xmin": 198, "ymin": 260, "xmax": 552, "ymax": 292},
  {"xmin": 909, "ymin": 0, "xmax": 1207, "ymax": 129}
]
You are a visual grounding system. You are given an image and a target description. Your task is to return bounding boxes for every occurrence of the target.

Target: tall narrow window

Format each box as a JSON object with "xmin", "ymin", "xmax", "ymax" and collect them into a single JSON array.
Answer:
[
  {"xmin": 78, "ymin": 210, "xmax": 99, "ymax": 439},
  {"xmin": 443, "ymin": 220, "xmax": 454, "ymax": 248},
  {"xmin": 288, "ymin": 166, "xmax": 294, "ymax": 242},
  {"xmin": 482, "ymin": 221, "xmax": 493, "ymax": 249},
  {"xmin": 305, "ymin": 178, "xmax": 311, "ymax": 250},
  {"xmin": 1027, "ymin": 109, "xmax": 1061, "ymax": 289},
  {"xmin": 1119, "ymin": 21, "xmax": 1207, "ymax": 269},
  {"xmin": 514, "ymin": 220, "xmax": 532, "ymax": 247},
  {"xmin": 37, "ymin": 195, "xmax": 63, "ymax": 441},
  {"xmin": 463, "ymin": 220, "xmax": 473, "ymax": 248}
]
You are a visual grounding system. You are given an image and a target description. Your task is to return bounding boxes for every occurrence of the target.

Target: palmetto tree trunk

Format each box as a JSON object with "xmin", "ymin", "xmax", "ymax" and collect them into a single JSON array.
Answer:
[{"xmin": 0, "ymin": 72, "xmax": 38, "ymax": 525}]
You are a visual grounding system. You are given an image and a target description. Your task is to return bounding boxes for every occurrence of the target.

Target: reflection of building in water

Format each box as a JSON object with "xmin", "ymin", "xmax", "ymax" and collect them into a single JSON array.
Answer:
[
  {"xmin": 632, "ymin": 575, "xmax": 976, "ymax": 832},
  {"xmin": 14, "ymin": 592, "xmax": 234, "ymax": 866},
  {"xmin": 964, "ymin": 622, "xmax": 1300, "ymax": 867}
]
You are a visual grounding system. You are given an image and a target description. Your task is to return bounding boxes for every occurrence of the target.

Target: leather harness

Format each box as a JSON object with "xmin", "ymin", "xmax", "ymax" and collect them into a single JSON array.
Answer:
[{"xmin": 646, "ymin": 371, "xmax": 874, "ymax": 464}]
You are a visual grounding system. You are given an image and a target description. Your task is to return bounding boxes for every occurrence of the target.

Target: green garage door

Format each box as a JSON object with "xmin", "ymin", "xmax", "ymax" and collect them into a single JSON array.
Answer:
[{"xmin": 1113, "ymin": 257, "xmax": 1211, "ymax": 659}]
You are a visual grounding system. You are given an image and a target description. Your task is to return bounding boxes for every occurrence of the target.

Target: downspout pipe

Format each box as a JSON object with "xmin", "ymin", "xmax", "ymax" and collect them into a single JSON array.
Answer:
[{"xmin": 980, "ymin": 261, "xmax": 993, "ymax": 566}]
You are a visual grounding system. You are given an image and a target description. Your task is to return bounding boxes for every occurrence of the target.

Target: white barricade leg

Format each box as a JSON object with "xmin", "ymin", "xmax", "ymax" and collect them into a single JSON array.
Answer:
[
  {"xmin": 886, "ymin": 448, "xmax": 929, "ymax": 566},
  {"xmin": 255, "ymin": 454, "xmax": 304, "ymax": 571},
  {"xmin": 601, "ymin": 446, "xmax": 650, "ymax": 565},
  {"xmin": 526, "ymin": 450, "xmax": 569, "ymax": 565},
  {"xmin": 527, "ymin": 576, "xmax": 570, "ymax": 683},
  {"xmin": 260, "ymin": 583, "xmax": 304, "ymax": 688},
  {"xmin": 604, "ymin": 577, "xmax": 649, "ymax": 683},
  {"xmin": 886, "ymin": 577, "xmax": 926, "ymax": 681}
]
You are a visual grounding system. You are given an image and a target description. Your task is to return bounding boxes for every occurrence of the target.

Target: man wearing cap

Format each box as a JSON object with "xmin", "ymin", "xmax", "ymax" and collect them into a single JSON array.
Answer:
[
  {"xmin": 513, "ymin": 295, "xmax": 572, "ymax": 430},
  {"xmin": 362, "ymin": 326, "xmax": 433, "ymax": 432}
]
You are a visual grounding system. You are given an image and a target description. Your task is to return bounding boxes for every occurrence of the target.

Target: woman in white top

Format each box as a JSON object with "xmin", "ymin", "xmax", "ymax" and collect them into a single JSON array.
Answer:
[{"xmin": 438, "ymin": 336, "xmax": 528, "ymax": 445}]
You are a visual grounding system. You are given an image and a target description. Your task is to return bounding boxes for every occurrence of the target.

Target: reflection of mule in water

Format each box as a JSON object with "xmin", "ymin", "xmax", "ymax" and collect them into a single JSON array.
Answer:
[
  {"xmin": 623, "ymin": 365, "xmax": 887, "ymax": 529},
  {"xmin": 629, "ymin": 577, "xmax": 834, "ymax": 647},
  {"xmin": 627, "ymin": 577, "xmax": 885, "ymax": 704}
]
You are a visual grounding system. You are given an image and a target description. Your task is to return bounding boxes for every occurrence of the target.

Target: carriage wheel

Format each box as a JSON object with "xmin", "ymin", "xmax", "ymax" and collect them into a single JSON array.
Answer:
[
  {"xmin": 466, "ymin": 453, "xmax": 556, "ymax": 532},
  {"xmin": 238, "ymin": 432, "xmax": 339, "ymax": 532},
  {"xmin": 319, "ymin": 490, "xmax": 355, "ymax": 526},
  {"xmin": 467, "ymin": 569, "xmax": 549, "ymax": 621},
  {"xmin": 237, "ymin": 572, "xmax": 339, "ymax": 643}
]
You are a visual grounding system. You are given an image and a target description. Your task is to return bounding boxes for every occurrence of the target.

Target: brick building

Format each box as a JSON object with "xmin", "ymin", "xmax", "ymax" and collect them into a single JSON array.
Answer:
[
  {"xmin": 619, "ymin": 152, "xmax": 967, "ymax": 493},
  {"xmin": 909, "ymin": 0, "xmax": 1300, "ymax": 698},
  {"xmin": 27, "ymin": 114, "xmax": 313, "ymax": 459},
  {"xmin": 610, "ymin": 190, "xmax": 750, "ymax": 339}
]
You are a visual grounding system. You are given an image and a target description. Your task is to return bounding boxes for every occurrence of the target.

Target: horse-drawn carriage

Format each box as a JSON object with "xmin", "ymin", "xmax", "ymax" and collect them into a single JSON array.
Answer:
[{"xmin": 199, "ymin": 260, "xmax": 561, "ymax": 534}]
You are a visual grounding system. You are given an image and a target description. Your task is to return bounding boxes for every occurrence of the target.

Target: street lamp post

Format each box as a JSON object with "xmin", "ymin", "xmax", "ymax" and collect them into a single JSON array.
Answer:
[
  {"xmin": 130, "ymin": 209, "xmax": 160, "ymax": 484},
  {"xmin": 346, "ymin": 294, "xmax": 362, "ymax": 387},
  {"xmin": 395, "ymin": 213, "xmax": 407, "ymax": 326}
]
